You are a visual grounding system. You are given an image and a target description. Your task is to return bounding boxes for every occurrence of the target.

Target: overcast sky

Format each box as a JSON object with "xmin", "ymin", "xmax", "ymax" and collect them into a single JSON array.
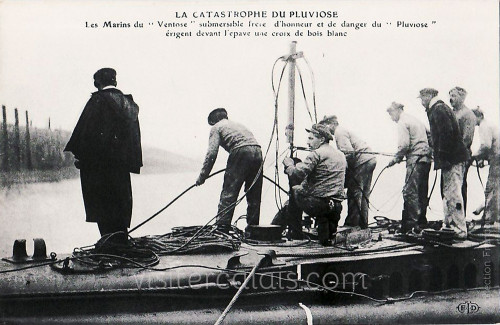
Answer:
[{"xmin": 0, "ymin": 0, "xmax": 498, "ymax": 161}]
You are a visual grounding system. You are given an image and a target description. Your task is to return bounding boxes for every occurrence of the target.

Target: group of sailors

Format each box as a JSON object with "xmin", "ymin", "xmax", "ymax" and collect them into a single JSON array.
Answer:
[
  {"xmin": 65, "ymin": 68, "xmax": 498, "ymax": 247},
  {"xmin": 194, "ymin": 87, "xmax": 499, "ymax": 246}
]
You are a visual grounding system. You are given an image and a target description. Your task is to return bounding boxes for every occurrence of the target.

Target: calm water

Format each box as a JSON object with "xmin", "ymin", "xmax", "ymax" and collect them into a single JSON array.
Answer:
[{"xmin": 0, "ymin": 163, "xmax": 489, "ymax": 257}]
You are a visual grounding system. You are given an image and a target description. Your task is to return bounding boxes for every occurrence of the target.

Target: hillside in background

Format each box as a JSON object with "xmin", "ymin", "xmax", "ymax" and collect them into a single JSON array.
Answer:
[{"xmin": 141, "ymin": 146, "xmax": 199, "ymax": 174}]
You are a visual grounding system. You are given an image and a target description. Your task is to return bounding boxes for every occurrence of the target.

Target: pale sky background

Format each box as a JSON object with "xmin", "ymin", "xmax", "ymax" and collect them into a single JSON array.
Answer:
[{"xmin": 0, "ymin": 0, "xmax": 498, "ymax": 162}]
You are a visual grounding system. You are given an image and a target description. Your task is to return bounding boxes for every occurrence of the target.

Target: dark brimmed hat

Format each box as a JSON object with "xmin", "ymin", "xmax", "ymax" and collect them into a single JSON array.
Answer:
[
  {"xmin": 208, "ymin": 108, "xmax": 228, "ymax": 125},
  {"xmin": 93, "ymin": 68, "xmax": 116, "ymax": 86},
  {"xmin": 417, "ymin": 88, "xmax": 438, "ymax": 98},
  {"xmin": 305, "ymin": 124, "xmax": 333, "ymax": 141}
]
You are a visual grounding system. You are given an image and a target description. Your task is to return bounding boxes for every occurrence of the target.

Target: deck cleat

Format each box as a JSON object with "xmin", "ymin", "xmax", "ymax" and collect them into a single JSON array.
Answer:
[
  {"xmin": 226, "ymin": 252, "xmax": 250, "ymax": 269},
  {"xmin": 33, "ymin": 238, "xmax": 47, "ymax": 259},
  {"xmin": 2, "ymin": 238, "xmax": 54, "ymax": 264},
  {"xmin": 257, "ymin": 250, "xmax": 285, "ymax": 268},
  {"xmin": 11, "ymin": 239, "xmax": 28, "ymax": 262}
]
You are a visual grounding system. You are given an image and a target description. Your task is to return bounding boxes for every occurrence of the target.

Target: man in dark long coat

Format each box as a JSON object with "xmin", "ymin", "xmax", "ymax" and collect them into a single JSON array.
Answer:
[{"xmin": 65, "ymin": 68, "xmax": 142, "ymax": 244}]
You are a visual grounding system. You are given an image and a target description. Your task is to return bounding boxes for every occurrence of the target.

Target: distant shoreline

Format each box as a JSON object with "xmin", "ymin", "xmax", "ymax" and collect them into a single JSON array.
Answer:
[
  {"xmin": 0, "ymin": 167, "xmax": 80, "ymax": 187},
  {"xmin": 0, "ymin": 165, "xmax": 200, "ymax": 188}
]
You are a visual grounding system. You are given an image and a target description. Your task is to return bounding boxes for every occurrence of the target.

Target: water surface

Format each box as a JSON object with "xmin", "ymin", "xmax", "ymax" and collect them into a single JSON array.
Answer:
[{"xmin": 0, "ymin": 165, "xmax": 489, "ymax": 257}]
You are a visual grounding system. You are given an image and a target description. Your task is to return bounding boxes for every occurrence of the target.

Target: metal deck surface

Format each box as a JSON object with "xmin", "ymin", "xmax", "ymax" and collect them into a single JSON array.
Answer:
[{"xmin": 0, "ymin": 231, "xmax": 494, "ymax": 297}]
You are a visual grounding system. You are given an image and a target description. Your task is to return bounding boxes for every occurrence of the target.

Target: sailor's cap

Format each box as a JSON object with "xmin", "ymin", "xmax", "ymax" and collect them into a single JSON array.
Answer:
[{"xmin": 305, "ymin": 124, "xmax": 333, "ymax": 141}]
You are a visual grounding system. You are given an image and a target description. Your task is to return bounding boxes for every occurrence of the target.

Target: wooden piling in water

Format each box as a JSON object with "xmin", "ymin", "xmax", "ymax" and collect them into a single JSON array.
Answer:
[
  {"xmin": 14, "ymin": 108, "xmax": 21, "ymax": 170},
  {"xmin": 25, "ymin": 110, "xmax": 33, "ymax": 170},
  {"xmin": 2, "ymin": 105, "xmax": 9, "ymax": 171}
]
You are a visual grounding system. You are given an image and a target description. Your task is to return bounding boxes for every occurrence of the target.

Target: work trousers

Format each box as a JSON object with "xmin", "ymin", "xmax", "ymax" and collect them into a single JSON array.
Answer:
[
  {"xmin": 441, "ymin": 162, "xmax": 467, "ymax": 238},
  {"xmin": 344, "ymin": 159, "xmax": 377, "ymax": 229},
  {"xmin": 461, "ymin": 159, "xmax": 472, "ymax": 216},
  {"xmin": 217, "ymin": 146, "xmax": 263, "ymax": 226},
  {"xmin": 402, "ymin": 161, "xmax": 431, "ymax": 232},
  {"xmin": 484, "ymin": 160, "xmax": 499, "ymax": 223},
  {"xmin": 288, "ymin": 187, "xmax": 342, "ymax": 245}
]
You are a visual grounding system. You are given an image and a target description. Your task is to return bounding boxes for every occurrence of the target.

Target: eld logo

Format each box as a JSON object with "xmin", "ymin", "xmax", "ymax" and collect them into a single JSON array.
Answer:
[{"xmin": 456, "ymin": 301, "xmax": 480, "ymax": 314}]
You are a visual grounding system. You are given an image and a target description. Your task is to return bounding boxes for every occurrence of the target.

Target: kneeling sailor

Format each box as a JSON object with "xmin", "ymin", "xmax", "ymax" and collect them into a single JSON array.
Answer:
[{"xmin": 281, "ymin": 124, "xmax": 347, "ymax": 246}]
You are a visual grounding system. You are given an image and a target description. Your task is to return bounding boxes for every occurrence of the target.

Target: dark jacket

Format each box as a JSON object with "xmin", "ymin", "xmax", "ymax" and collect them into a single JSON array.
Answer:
[
  {"xmin": 65, "ymin": 88, "xmax": 143, "ymax": 173},
  {"xmin": 426, "ymin": 100, "xmax": 469, "ymax": 170}
]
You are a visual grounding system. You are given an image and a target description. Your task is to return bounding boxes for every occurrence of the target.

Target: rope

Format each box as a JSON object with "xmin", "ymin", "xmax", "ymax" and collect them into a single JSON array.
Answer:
[
  {"xmin": 475, "ymin": 159, "xmax": 485, "ymax": 191},
  {"xmin": 343, "ymin": 150, "xmax": 432, "ymax": 158},
  {"xmin": 295, "ymin": 63, "xmax": 314, "ymax": 123},
  {"xmin": 263, "ymin": 174, "xmax": 288, "ymax": 195},
  {"xmin": 369, "ymin": 156, "xmax": 425, "ymax": 214},
  {"xmin": 160, "ymin": 56, "xmax": 289, "ymax": 251},
  {"xmin": 276, "ymin": 242, "xmax": 418, "ymax": 258},
  {"xmin": 302, "ymin": 55, "xmax": 318, "ymax": 123},
  {"xmin": 129, "ymin": 169, "xmax": 226, "ymax": 234},
  {"xmin": 128, "ymin": 55, "xmax": 289, "ymax": 244},
  {"xmin": 369, "ymin": 166, "xmax": 388, "ymax": 195},
  {"xmin": 0, "ymin": 258, "xmax": 61, "ymax": 274},
  {"xmin": 136, "ymin": 225, "xmax": 242, "ymax": 255},
  {"xmin": 271, "ymin": 59, "xmax": 289, "ymax": 214},
  {"xmin": 67, "ymin": 225, "xmax": 243, "ymax": 272},
  {"xmin": 271, "ymin": 56, "xmax": 286, "ymax": 96},
  {"xmin": 425, "ymin": 168, "xmax": 438, "ymax": 211}
]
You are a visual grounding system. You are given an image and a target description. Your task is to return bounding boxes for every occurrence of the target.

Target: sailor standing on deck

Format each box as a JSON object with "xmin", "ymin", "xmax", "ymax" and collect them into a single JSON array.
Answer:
[
  {"xmin": 449, "ymin": 87, "xmax": 476, "ymax": 215},
  {"xmin": 386, "ymin": 102, "xmax": 432, "ymax": 233},
  {"xmin": 319, "ymin": 115, "xmax": 377, "ymax": 229},
  {"xmin": 196, "ymin": 108, "xmax": 263, "ymax": 233},
  {"xmin": 418, "ymin": 88, "xmax": 470, "ymax": 239},
  {"xmin": 65, "ymin": 68, "xmax": 143, "ymax": 244},
  {"xmin": 471, "ymin": 107, "xmax": 499, "ymax": 225},
  {"xmin": 282, "ymin": 124, "xmax": 346, "ymax": 246}
]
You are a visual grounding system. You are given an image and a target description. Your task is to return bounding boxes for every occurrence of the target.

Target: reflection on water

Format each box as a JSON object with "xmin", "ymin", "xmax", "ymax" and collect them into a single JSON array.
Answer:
[{"xmin": 0, "ymin": 164, "xmax": 489, "ymax": 256}]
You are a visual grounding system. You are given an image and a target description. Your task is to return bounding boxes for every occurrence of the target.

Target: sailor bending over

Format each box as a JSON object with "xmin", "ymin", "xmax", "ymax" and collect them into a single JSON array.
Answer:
[
  {"xmin": 319, "ymin": 115, "xmax": 376, "ymax": 229},
  {"xmin": 196, "ymin": 108, "xmax": 263, "ymax": 233}
]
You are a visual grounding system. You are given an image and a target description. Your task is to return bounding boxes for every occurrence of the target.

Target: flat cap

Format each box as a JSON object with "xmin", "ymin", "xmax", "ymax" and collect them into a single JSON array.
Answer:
[
  {"xmin": 306, "ymin": 123, "xmax": 333, "ymax": 141},
  {"xmin": 207, "ymin": 108, "xmax": 228, "ymax": 125},
  {"xmin": 417, "ymin": 88, "xmax": 438, "ymax": 98},
  {"xmin": 93, "ymin": 68, "xmax": 116, "ymax": 85}
]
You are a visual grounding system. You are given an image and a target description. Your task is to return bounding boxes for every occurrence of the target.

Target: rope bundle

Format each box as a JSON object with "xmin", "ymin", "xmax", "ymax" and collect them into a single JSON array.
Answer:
[
  {"xmin": 69, "ymin": 226, "xmax": 243, "ymax": 272},
  {"xmin": 133, "ymin": 225, "xmax": 242, "ymax": 255}
]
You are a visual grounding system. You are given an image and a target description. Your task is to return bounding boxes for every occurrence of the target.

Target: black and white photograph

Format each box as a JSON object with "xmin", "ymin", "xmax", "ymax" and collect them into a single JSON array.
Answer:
[{"xmin": 0, "ymin": 0, "xmax": 499, "ymax": 323}]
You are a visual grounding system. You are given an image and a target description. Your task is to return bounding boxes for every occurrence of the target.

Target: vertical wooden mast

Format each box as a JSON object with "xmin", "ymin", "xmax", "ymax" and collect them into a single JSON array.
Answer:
[{"xmin": 286, "ymin": 41, "xmax": 297, "ymax": 158}]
